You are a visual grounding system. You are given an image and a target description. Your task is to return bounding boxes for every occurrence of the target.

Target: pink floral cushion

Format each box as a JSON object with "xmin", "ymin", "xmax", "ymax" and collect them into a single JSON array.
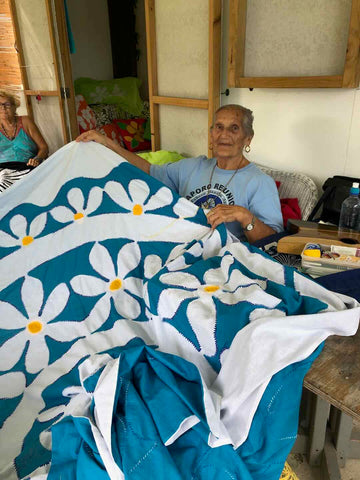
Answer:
[
  {"xmin": 97, "ymin": 123, "xmax": 124, "ymax": 147},
  {"xmin": 75, "ymin": 94, "xmax": 97, "ymax": 133}
]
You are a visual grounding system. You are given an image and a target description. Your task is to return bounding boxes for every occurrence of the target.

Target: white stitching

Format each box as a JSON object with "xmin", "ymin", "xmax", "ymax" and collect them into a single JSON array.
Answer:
[{"xmin": 129, "ymin": 442, "xmax": 158, "ymax": 473}]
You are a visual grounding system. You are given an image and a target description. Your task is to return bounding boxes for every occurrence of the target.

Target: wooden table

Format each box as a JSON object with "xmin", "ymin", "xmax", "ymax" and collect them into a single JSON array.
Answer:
[
  {"xmin": 277, "ymin": 219, "xmax": 360, "ymax": 255},
  {"xmin": 301, "ymin": 330, "xmax": 360, "ymax": 478}
]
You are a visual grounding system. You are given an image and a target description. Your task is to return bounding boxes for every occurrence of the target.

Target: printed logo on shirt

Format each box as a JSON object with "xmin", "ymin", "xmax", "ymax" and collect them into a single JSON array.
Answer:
[{"xmin": 186, "ymin": 183, "xmax": 235, "ymax": 209}]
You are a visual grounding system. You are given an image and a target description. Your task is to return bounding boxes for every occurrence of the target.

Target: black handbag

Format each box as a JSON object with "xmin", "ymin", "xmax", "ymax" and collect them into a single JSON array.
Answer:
[{"xmin": 308, "ymin": 175, "xmax": 360, "ymax": 225}]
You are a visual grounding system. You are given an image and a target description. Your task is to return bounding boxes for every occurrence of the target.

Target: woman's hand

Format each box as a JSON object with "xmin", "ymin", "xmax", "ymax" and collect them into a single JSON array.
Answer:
[
  {"xmin": 206, "ymin": 204, "xmax": 276, "ymax": 242},
  {"xmin": 27, "ymin": 157, "xmax": 42, "ymax": 167},
  {"xmin": 76, "ymin": 130, "xmax": 107, "ymax": 146},
  {"xmin": 206, "ymin": 204, "xmax": 251, "ymax": 230}
]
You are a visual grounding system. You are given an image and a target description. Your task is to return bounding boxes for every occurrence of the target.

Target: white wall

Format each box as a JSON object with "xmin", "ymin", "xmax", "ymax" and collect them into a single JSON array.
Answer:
[
  {"xmin": 66, "ymin": 0, "xmax": 113, "ymax": 81},
  {"xmin": 221, "ymin": 0, "xmax": 360, "ymax": 189}
]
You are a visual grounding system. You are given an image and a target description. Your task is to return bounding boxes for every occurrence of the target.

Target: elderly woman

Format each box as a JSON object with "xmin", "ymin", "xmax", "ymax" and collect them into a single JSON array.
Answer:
[
  {"xmin": 77, "ymin": 104, "xmax": 283, "ymax": 243},
  {"xmin": 0, "ymin": 90, "xmax": 48, "ymax": 167}
]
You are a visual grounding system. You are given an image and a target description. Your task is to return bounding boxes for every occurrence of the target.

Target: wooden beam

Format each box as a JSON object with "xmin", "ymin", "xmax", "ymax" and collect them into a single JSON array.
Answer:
[
  {"xmin": 24, "ymin": 90, "xmax": 58, "ymax": 96},
  {"xmin": 227, "ymin": 0, "xmax": 247, "ymax": 88},
  {"xmin": 342, "ymin": 0, "xmax": 360, "ymax": 88},
  {"xmin": 152, "ymin": 96, "xmax": 209, "ymax": 109},
  {"xmin": 45, "ymin": 0, "xmax": 67, "ymax": 143},
  {"xmin": 53, "ymin": 0, "xmax": 79, "ymax": 139},
  {"xmin": 208, "ymin": 0, "xmax": 221, "ymax": 156},
  {"xmin": 8, "ymin": 0, "xmax": 33, "ymax": 116},
  {"xmin": 145, "ymin": 0, "xmax": 160, "ymax": 151},
  {"xmin": 233, "ymin": 75, "xmax": 343, "ymax": 89}
]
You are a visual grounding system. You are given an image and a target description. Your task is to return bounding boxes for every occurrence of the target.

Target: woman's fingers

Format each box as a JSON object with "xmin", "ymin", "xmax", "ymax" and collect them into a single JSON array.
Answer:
[
  {"xmin": 75, "ymin": 130, "xmax": 106, "ymax": 145},
  {"xmin": 206, "ymin": 205, "xmax": 244, "ymax": 229},
  {"xmin": 27, "ymin": 158, "xmax": 39, "ymax": 167}
]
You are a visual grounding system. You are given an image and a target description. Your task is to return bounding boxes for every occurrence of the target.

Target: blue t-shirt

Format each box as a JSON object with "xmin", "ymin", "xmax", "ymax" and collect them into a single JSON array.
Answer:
[{"xmin": 150, "ymin": 156, "xmax": 283, "ymax": 240}]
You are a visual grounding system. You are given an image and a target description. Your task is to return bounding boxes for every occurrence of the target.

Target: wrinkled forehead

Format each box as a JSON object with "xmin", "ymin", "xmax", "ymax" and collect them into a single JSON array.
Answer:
[{"xmin": 214, "ymin": 109, "xmax": 243, "ymax": 126}]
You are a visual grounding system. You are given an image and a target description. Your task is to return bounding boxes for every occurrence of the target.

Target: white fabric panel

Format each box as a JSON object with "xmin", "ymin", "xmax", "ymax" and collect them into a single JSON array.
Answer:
[
  {"xmin": 15, "ymin": 0, "xmax": 56, "ymax": 90},
  {"xmin": 156, "ymin": 0, "xmax": 209, "ymax": 98},
  {"xmin": 31, "ymin": 96, "xmax": 64, "ymax": 155},
  {"xmin": 159, "ymin": 105, "xmax": 208, "ymax": 158}
]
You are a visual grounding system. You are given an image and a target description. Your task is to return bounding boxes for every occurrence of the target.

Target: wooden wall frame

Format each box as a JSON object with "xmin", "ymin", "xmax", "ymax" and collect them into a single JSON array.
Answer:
[
  {"xmin": 228, "ymin": 0, "xmax": 360, "ymax": 88},
  {"xmin": 9, "ymin": 0, "xmax": 78, "ymax": 142},
  {"xmin": 145, "ymin": 0, "xmax": 221, "ymax": 156}
]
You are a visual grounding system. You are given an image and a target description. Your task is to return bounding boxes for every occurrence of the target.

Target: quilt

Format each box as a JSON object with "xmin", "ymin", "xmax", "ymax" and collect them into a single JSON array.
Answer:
[{"xmin": 0, "ymin": 142, "xmax": 359, "ymax": 480}]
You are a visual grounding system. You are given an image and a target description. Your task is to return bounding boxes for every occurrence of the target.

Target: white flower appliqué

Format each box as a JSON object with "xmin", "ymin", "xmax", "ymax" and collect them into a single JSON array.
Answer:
[
  {"xmin": 0, "ymin": 276, "xmax": 72, "ymax": 374},
  {"xmin": 50, "ymin": 187, "xmax": 103, "ymax": 224},
  {"xmin": 104, "ymin": 179, "xmax": 173, "ymax": 216},
  {"xmin": 157, "ymin": 255, "xmax": 272, "ymax": 356},
  {"xmin": 70, "ymin": 242, "xmax": 142, "ymax": 320},
  {"xmin": 0, "ymin": 213, "xmax": 47, "ymax": 248}
]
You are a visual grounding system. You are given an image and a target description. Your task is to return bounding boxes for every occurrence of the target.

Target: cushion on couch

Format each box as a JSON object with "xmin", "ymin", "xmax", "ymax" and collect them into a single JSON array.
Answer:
[
  {"xmin": 74, "ymin": 77, "xmax": 143, "ymax": 116},
  {"xmin": 90, "ymin": 104, "xmax": 135, "ymax": 127},
  {"xmin": 75, "ymin": 94, "xmax": 96, "ymax": 133},
  {"xmin": 114, "ymin": 118, "xmax": 151, "ymax": 152}
]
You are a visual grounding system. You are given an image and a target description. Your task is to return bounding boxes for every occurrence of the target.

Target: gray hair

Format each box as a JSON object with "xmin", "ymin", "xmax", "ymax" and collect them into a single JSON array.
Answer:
[
  {"xmin": 214, "ymin": 104, "xmax": 254, "ymax": 137},
  {"xmin": 0, "ymin": 89, "xmax": 20, "ymax": 108}
]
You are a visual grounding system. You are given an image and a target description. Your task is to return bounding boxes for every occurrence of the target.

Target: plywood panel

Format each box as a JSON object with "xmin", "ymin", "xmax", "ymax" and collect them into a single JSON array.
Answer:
[
  {"xmin": 156, "ymin": 0, "xmax": 209, "ymax": 98},
  {"xmin": 0, "ymin": 0, "xmax": 22, "ymax": 89},
  {"xmin": 159, "ymin": 105, "xmax": 208, "ymax": 158},
  {"xmin": 0, "ymin": 52, "xmax": 21, "ymax": 85},
  {"xmin": 0, "ymin": 0, "xmax": 11, "ymax": 15},
  {"xmin": 15, "ymin": 0, "xmax": 56, "ymax": 90},
  {"xmin": 244, "ymin": 0, "xmax": 352, "ymax": 77}
]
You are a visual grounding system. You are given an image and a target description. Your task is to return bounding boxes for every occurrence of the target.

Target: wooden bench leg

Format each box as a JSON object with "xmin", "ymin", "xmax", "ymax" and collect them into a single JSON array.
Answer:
[
  {"xmin": 322, "ymin": 433, "xmax": 342, "ymax": 480},
  {"xmin": 308, "ymin": 394, "xmax": 330, "ymax": 466},
  {"xmin": 333, "ymin": 409, "xmax": 353, "ymax": 467}
]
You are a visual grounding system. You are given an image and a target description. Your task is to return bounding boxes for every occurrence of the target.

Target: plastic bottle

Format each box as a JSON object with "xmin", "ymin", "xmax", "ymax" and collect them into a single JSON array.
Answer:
[{"xmin": 338, "ymin": 182, "xmax": 360, "ymax": 234}]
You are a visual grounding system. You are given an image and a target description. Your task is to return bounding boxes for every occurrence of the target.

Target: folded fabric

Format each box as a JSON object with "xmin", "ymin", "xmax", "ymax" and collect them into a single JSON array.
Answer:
[{"xmin": 138, "ymin": 149, "xmax": 185, "ymax": 165}]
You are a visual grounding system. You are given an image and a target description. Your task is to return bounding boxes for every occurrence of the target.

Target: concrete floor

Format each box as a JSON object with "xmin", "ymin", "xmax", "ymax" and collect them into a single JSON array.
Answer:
[{"xmin": 287, "ymin": 453, "xmax": 360, "ymax": 480}]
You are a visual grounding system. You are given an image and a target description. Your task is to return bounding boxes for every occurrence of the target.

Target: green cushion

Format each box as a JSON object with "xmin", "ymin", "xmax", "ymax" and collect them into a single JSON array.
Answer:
[
  {"xmin": 138, "ymin": 150, "xmax": 185, "ymax": 165},
  {"xmin": 74, "ymin": 77, "xmax": 143, "ymax": 116}
]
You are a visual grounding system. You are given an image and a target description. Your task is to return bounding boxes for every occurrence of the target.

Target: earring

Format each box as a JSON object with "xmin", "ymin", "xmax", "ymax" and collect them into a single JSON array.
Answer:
[{"xmin": 245, "ymin": 145, "xmax": 251, "ymax": 153}]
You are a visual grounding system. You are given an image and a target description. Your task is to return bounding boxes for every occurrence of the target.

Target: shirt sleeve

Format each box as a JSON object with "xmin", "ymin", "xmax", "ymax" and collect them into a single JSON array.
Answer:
[
  {"xmin": 249, "ymin": 175, "xmax": 284, "ymax": 233},
  {"xmin": 150, "ymin": 162, "xmax": 181, "ymax": 192}
]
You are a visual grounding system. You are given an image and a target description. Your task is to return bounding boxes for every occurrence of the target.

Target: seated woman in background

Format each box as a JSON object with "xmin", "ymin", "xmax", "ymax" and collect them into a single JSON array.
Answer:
[
  {"xmin": 0, "ymin": 90, "xmax": 48, "ymax": 167},
  {"xmin": 77, "ymin": 104, "xmax": 283, "ymax": 243}
]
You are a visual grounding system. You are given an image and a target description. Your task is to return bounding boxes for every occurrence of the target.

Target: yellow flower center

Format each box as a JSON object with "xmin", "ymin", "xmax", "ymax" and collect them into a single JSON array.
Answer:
[
  {"xmin": 27, "ymin": 320, "xmax": 43, "ymax": 334},
  {"xmin": 132, "ymin": 204, "xmax": 143, "ymax": 215},
  {"xmin": 109, "ymin": 278, "xmax": 122, "ymax": 291},
  {"xmin": 204, "ymin": 285, "xmax": 220, "ymax": 293},
  {"xmin": 74, "ymin": 212, "xmax": 84, "ymax": 220},
  {"xmin": 22, "ymin": 236, "xmax": 34, "ymax": 246}
]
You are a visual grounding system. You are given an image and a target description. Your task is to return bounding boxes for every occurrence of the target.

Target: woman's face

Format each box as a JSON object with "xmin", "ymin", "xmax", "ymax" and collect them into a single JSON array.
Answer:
[
  {"xmin": 210, "ymin": 109, "xmax": 252, "ymax": 161},
  {"xmin": 0, "ymin": 96, "xmax": 16, "ymax": 123}
]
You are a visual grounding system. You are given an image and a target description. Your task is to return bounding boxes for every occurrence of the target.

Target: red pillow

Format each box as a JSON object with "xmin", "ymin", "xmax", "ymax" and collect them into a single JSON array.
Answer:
[
  {"xmin": 75, "ymin": 94, "xmax": 96, "ymax": 133},
  {"xmin": 274, "ymin": 180, "xmax": 302, "ymax": 226},
  {"xmin": 280, "ymin": 197, "xmax": 302, "ymax": 227},
  {"xmin": 113, "ymin": 118, "xmax": 151, "ymax": 152},
  {"xmin": 97, "ymin": 123, "xmax": 124, "ymax": 147}
]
